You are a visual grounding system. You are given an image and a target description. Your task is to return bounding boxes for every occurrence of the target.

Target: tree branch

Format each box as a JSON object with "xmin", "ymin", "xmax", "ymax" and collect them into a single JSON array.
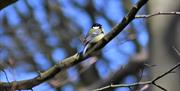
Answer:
[
  {"xmin": 93, "ymin": 81, "xmax": 152, "ymax": 91},
  {"xmin": 0, "ymin": 0, "xmax": 18, "ymax": 10},
  {"xmin": 135, "ymin": 11, "xmax": 180, "ymax": 18},
  {"xmin": 84, "ymin": 0, "xmax": 149, "ymax": 57},
  {"xmin": 93, "ymin": 61, "xmax": 180, "ymax": 91},
  {"xmin": 87, "ymin": 61, "xmax": 145, "ymax": 90},
  {"xmin": 0, "ymin": 0, "xmax": 149, "ymax": 90},
  {"xmin": 93, "ymin": 47, "xmax": 180, "ymax": 91}
]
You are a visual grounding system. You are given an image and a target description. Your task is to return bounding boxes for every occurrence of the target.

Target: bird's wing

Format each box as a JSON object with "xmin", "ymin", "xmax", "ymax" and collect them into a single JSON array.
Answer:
[{"xmin": 84, "ymin": 34, "xmax": 97, "ymax": 45}]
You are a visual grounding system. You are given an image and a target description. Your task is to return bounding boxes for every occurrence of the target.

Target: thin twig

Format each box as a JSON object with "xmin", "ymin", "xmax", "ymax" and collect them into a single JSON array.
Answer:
[
  {"xmin": 93, "ymin": 46, "xmax": 180, "ymax": 91},
  {"xmin": 1, "ymin": 70, "xmax": 10, "ymax": 84},
  {"xmin": 152, "ymin": 62, "xmax": 180, "ymax": 82},
  {"xmin": 152, "ymin": 82, "xmax": 167, "ymax": 91},
  {"xmin": 93, "ymin": 81, "xmax": 152, "ymax": 91},
  {"xmin": 173, "ymin": 46, "xmax": 180, "ymax": 56},
  {"xmin": 135, "ymin": 11, "xmax": 180, "ymax": 18},
  {"xmin": 93, "ymin": 62, "xmax": 180, "ymax": 91}
]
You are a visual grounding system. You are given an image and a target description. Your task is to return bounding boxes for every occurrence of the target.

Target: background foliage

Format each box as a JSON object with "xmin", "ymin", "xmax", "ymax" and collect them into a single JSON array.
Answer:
[{"xmin": 4, "ymin": 0, "xmax": 179, "ymax": 91}]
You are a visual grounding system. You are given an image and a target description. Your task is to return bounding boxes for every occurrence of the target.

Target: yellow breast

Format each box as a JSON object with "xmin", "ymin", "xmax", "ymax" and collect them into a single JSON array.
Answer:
[{"xmin": 91, "ymin": 34, "xmax": 105, "ymax": 43}]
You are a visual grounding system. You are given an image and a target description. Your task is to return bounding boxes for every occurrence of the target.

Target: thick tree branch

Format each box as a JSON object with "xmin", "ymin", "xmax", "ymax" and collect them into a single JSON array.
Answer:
[
  {"xmin": 84, "ymin": 0, "xmax": 149, "ymax": 57},
  {"xmin": 93, "ymin": 47, "xmax": 180, "ymax": 91},
  {"xmin": 0, "ymin": 0, "xmax": 149, "ymax": 90},
  {"xmin": 0, "ymin": 0, "xmax": 18, "ymax": 10},
  {"xmin": 135, "ymin": 11, "xmax": 180, "ymax": 18}
]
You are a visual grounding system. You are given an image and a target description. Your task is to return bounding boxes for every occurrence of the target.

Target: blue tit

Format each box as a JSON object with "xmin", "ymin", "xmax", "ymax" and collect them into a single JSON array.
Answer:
[{"xmin": 83, "ymin": 23, "xmax": 105, "ymax": 55}]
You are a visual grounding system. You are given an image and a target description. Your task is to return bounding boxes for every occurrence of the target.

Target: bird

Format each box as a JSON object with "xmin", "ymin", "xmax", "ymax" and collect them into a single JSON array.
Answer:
[{"xmin": 82, "ymin": 23, "xmax": 105, "ymax": 56}]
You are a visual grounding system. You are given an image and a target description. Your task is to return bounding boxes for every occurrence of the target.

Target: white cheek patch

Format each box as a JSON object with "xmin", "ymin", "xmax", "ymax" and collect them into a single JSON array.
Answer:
[{"xmin": 92, "ymin": 26, "xmax": 99, "ymax": 29}]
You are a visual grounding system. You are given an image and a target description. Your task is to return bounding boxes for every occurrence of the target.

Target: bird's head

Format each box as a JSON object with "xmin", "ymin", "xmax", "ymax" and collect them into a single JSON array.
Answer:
[{"xmin": 90, "ymin": 23, "xmax": 104, "ymax": 34}]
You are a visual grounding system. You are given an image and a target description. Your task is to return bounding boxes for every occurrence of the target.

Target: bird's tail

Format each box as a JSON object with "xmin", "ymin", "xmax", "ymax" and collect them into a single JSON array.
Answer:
[{"xmin": 83, "ymin": 44, "xmax": 90, "ymax": 56}]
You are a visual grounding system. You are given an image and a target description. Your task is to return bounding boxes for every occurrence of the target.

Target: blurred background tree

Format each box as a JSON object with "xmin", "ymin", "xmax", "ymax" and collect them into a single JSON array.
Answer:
[{"xmin": 0, "ymin": 0, "xmax": 179, "ymax": 91}]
